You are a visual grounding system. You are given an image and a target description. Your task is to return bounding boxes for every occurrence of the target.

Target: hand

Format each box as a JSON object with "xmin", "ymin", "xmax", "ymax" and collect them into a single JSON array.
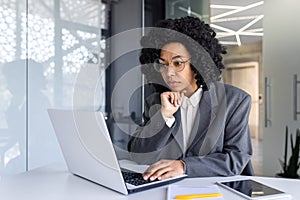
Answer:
[
  {"xmin": 160, "ymin": 91, "xmax": 186, "ymax": 118},
  {"xmin": 143, "ymin": 160, "xmax": 185, "ymax": 181}
]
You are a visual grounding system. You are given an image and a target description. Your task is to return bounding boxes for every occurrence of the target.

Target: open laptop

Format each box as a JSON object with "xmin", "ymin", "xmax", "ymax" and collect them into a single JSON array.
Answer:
[{"xmin": 48, "ymin": 109, "xmax": 186, "ymax": 195}]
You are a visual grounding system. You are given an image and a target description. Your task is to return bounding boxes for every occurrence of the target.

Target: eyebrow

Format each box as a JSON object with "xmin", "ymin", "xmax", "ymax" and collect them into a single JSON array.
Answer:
[{"xmin": 159, "ymin": 55, "xmax": 185, "ymax": 61}]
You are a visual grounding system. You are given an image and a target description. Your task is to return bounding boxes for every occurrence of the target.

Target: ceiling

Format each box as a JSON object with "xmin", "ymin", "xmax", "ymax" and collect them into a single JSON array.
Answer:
[{"xmin": 210, "ymin": 0, "xmax": 264, "ymax": 46}]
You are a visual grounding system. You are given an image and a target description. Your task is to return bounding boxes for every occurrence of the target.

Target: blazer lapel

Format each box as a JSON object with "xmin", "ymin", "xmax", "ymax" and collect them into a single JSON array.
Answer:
[
  {"xmin": 186, "ymin": 89, "xmax": 216, "ymax": 152},
  {"xmin": 198, "ymin": 83, "xmax": 227, "ymax": 156},
  {"xmin": 170, "ymin": 83, "xmax": 226, "ymax": 157},
  {"xmin": 171, "ymin": 110, "xmax": 185, "ymax": 154}
]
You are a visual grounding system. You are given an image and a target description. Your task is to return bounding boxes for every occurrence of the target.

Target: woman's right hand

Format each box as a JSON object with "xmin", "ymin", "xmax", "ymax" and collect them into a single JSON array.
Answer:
[{"xmin": 160, "ymin": 91, "xmax": 185, "ymax": 118}]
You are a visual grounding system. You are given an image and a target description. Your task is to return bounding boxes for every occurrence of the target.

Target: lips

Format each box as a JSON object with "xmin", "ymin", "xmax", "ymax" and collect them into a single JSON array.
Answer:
[{"xmin": 168, "ymin": 81, "xmax": 181, "ymax": 87}]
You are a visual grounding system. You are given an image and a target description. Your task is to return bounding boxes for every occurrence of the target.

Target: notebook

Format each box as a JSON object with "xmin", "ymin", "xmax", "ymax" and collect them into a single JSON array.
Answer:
[
  {"xmin": 167, "ymin": 184, "xmax": 223, "ymax": 200},
  {"xmin": 48, "ymin": 109, "xmax": 186, "ymax": 195}
]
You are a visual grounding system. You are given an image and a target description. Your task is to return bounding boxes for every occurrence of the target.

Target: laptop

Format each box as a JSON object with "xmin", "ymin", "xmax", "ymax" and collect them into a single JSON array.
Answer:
[{"xmin": 48, "ymin": 109, "xmax": 186, "ymax": 195}]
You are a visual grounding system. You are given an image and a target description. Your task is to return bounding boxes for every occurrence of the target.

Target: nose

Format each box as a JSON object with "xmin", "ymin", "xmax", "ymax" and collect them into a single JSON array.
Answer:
[{"xmin": 165, "ymin": 65, "xmax": 176, "ymax": 77}]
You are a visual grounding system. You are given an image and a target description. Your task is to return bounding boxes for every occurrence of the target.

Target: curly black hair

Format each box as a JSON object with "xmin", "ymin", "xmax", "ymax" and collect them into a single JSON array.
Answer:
[{"xmin": 140, "ymin": 16, "xmax": 226, "ymax": 92}]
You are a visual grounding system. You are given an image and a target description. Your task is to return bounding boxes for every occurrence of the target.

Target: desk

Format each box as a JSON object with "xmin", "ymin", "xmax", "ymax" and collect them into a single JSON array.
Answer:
[{"xmin": 0, "ymin": 163, "xmax": 298, "ymax": 200}]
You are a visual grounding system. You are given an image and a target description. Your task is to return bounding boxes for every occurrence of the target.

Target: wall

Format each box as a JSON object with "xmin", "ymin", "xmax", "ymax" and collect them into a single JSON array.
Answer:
[{"xmin": 263, "ymin": 0, "xmax": 300, "ymax": 177}]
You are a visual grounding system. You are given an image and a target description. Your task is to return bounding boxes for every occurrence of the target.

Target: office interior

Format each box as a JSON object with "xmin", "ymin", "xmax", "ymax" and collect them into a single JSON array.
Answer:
[{"xmin": 0, "ymin": 0, "xmax": 299, "ymax": 180}]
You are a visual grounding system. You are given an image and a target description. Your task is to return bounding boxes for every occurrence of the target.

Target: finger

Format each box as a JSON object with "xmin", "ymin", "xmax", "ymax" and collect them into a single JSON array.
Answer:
[
  {"xmin": 160, "ymin": 161, "xmax": 184, "ymax": 179},
  {"xmin": 159, "ymin": 161, "xmax": 184, "ymax": 180},
  {"xmin": 172, "ymin": 92, "xmax": 178, "ymax": 106},
  {"xmin": 176, "ymin": 92, "xmax": 182, "ymax": 106},
  {"xmin": 143, "ymin": 165, "xmax": 160, "ymax": 180},
  {"xmin": 161, "ymin": 92, "xmax": 169, "ymax": 104},
  {"xmin": 172, "ymin": 92, "xmax": 180, "ymax": 107},
  {"xmin": 174, "ymin": 91, "xmax": 185, "ymax": 106},
  {"xmin": 151, "ymin": 164, "xmax": 183, "ymax": 181},
  {"xmin": 178, "ymin": 91, "xmax": 186, "ymax": 106},
  {"xmin": 159, "ymin": 170, "xmax": 178, "ymax": 180},
  {"xmin": 143, "ymin": 160, "xmax": 169, "ymax": 180},
  {"xmin": 149, "ymin": 166, "xmax": 172, "ymax": 181},
  {"xmin": 170, "ymin": 92, "xmax": 175, "ymax": 105},
  {"xmin": 161, "ymin": 93, "xmax": 174, "ymax": 109},
  {"xmin": 142, "ymin": 172, "xmax": 152, "ymax": 180},
  {"xmin": 163, "ymin": 92, "xmax": 172, "ymax": 105},
  {"xmin": 180, "ymin": 90, "xmax": 187, "ymax": 98}
]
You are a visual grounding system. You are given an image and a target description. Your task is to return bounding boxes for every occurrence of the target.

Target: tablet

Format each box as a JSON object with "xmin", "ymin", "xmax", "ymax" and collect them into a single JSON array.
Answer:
[{"xmin": 216, "ymin": 179, "xmax": 291, "ymax": 200}]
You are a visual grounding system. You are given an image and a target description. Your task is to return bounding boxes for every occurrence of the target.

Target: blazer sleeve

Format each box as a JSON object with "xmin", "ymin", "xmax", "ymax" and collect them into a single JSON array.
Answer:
[
  {"xmin": 127, "ymin": 95, "xmax": 181, "ymax": 164},
  {"xmin": 182, "ymin": 93, "xmax": 253, "ymax": 177}
]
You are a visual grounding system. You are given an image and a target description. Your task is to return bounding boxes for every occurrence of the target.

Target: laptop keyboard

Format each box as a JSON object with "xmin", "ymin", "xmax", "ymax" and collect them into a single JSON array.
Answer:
[{"xmin": 122, "ymin": 171, "xmax": 158, "ymax": 186}]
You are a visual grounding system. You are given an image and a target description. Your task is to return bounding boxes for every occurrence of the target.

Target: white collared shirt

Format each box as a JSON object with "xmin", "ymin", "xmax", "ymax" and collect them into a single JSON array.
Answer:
[{"xmin": 162, "ymin": 88, "xmax": 203, "ymax": 151}]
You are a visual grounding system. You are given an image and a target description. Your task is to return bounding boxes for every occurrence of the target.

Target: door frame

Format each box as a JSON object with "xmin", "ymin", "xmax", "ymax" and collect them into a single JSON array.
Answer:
[{"xmin": 225, "ymin": 61, "xmax": 261, "ymax": 140}]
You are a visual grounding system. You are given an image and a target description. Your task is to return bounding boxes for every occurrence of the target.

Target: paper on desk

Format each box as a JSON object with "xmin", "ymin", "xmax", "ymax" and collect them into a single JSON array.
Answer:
[
  {"xmin": 167, "ymin": 184, "xmax": 224, "ymax": 200},
  {"xmin": 118, "ymin": 159, "xmax": 149, "ymax": 173}
]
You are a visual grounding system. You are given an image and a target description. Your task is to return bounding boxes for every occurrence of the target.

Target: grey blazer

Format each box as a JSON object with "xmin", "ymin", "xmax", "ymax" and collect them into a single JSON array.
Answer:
[{"xmin": 128, "ymin": 82, "xmax": 254, "ymax": 177}]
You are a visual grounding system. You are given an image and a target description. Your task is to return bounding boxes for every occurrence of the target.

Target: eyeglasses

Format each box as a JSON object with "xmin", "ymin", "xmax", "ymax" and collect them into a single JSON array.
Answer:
[{"xmin": 153, "ymin": 57, "xmax": 191, "ymax": 73}]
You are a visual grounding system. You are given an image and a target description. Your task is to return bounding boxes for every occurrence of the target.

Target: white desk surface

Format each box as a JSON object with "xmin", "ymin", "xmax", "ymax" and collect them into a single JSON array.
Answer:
[{"xmin": 0, "ymin": 163, "xmax": 298, "ymax": 200}]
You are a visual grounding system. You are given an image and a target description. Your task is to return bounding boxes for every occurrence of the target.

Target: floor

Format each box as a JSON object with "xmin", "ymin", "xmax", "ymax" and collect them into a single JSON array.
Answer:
[{"xmin": 251, "ymin": 138, "xmax": 263, "ymax": 176}]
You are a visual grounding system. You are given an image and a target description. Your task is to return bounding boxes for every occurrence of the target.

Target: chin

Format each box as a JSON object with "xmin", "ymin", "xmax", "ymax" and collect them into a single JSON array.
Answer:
[{"xmin": 169, "ymin": 87, "xmax": 183, "ymax": 92}]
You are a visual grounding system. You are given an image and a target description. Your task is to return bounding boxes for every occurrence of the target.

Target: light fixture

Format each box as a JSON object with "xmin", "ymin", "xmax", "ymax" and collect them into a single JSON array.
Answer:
[{"xmin": 210, "ymin": 1, "xmax": 264, "ymax": 46}]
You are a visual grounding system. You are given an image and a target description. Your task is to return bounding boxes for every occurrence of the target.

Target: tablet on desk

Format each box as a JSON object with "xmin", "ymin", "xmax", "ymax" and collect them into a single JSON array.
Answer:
[{"xmin": 216, "ymin": 179, "xmax": 291, "ymax": 200}]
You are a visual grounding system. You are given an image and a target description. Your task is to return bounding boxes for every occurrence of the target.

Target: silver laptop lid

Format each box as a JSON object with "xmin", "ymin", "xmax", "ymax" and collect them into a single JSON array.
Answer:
[{"xmin": 48, "ymin": 109, "xmax": 128, "ymax": 195}]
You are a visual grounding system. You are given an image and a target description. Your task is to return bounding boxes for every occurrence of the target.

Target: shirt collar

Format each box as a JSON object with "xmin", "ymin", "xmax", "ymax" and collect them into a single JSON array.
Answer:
[{"xmin": 181, "ymin": 87, "xmax": 203, "ymax": 109}]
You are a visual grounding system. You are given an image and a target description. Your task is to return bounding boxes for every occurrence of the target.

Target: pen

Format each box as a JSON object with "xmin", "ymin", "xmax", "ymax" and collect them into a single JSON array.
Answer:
[{"xmin": 175, "ymin": 192, "xmax": 222, "ymax": 199}]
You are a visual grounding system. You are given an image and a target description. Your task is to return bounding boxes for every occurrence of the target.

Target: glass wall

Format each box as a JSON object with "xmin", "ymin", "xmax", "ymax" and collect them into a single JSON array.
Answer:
[{"xmin": 0, "ymin": 0, "xmax": 107, "ymax": 178}]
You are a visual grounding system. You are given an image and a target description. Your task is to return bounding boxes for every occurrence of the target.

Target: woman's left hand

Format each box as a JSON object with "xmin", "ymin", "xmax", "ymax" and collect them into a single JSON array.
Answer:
[{"xmin": 142, "ymin": 160, "xmax": 185, "ymax": 181}]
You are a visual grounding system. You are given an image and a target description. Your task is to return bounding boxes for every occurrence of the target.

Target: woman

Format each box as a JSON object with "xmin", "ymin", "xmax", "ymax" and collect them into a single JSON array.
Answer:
[{"xmin": 128, "ymin": 16, "xmax": 253, "ymax": 181}]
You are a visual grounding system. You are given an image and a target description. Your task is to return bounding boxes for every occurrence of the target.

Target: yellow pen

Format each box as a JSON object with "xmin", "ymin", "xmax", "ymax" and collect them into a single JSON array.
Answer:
[{"xmin": 175, "ymin": 192, "xmax": 222, "ymax": 199}]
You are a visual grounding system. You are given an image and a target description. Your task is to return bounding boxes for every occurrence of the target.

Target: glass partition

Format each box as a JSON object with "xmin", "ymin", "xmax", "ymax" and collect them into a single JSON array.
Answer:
[{"xmin": 0, "ymin": 0, "xmax": 107, "ymax": 177}]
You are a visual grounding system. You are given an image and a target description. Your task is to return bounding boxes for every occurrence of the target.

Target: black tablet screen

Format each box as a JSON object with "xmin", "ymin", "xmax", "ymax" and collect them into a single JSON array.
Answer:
[{"xmin": 220, "ymin": 179, "xmax": 284, "ymax": 198}]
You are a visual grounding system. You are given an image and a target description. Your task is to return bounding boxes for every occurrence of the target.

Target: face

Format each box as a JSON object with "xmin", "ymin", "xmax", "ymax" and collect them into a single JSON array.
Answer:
[{"xmin": 159, "ymin": 42, "xmax": 198, "ymax": 97}]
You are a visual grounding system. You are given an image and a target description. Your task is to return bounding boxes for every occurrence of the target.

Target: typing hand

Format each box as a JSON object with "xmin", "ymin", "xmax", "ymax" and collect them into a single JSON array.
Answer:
[
  {"xmin": 142, "ymin": 160, "xmax": 185, "ymax": 181},
  {"xmin": 160, "ymin": 91, "xmax": 186, "ymax": 118}
]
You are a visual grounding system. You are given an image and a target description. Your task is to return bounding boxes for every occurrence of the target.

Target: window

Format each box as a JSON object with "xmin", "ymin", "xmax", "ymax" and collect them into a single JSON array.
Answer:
[{"xmin": 0, "ymin": 0, "xmax": 109, "ymax": 177}]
